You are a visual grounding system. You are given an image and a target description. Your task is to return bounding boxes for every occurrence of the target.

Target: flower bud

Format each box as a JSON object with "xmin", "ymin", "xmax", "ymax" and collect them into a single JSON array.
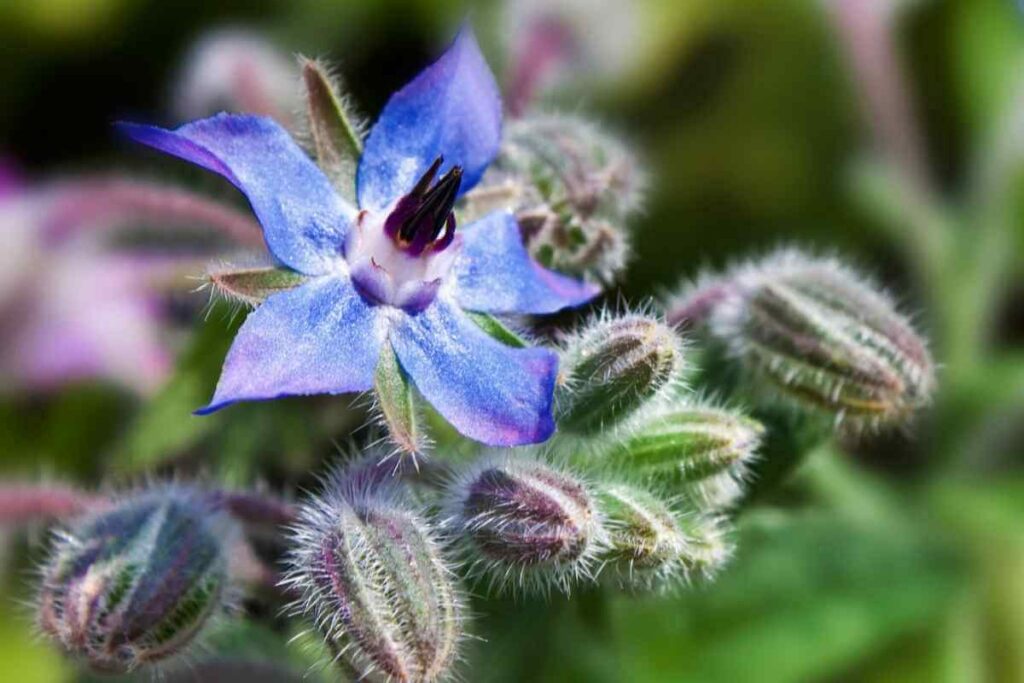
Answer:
[
  {"xmin": 669, "ymin": 249, "xmax": 935, "ymax": 429},
  {"xmin": 443, "ymin": 454, "xmax": 604, "ymax": 595},
  {"xmin": 463, "ymin": 113, "xmax": 643, "ymax": 285},
  {"xmin": 674, "ymin": 512, "xmax": 733, "ymax": 580},
  {"xmin": 557, "ymin": 314, "xmax": 683, "ymax": 435},
  {"xmin": 284, "ymin": 471, "xmax": 463, "ymax": 683},
  {"xmin": 596, "ymin": 483, "xmax": 732, "ymax": 587},
  {"xmin": 608, "ymin": 403, "xmax": 763, "ymax": 491},
  {"xmin": 596, "ymin": 483, "xmax": 688, "ymax": 589},
  {"xmin": 37, "ymin": 487, "xmax": 231, "ymax": 673}
]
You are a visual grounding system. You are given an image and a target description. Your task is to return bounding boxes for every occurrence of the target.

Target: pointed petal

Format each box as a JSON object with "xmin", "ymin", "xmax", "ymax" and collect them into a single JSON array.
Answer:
[
  {"xmin": 197, "ymin": 276, "xmax": 386, "ymax": 413},
  {"xmin": 118, "ymin": 114, "xmax": 354, "ymax": 275},
  {"xmin": 452, "ymin": 211, "xmax": 600, "ymax": 314},
  {"xmin": 390, "ymin": 299, "xmax": 556, "ymax": 445},
  {"xmin": 357, "ymin": 27, "xmax": 502, "ymax": 211}
]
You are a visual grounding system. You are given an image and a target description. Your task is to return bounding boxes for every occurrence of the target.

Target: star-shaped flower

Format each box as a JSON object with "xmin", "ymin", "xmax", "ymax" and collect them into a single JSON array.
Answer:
[{"xmin": 120, "ymin": 28, "xmax": 598, "ymax": 446}]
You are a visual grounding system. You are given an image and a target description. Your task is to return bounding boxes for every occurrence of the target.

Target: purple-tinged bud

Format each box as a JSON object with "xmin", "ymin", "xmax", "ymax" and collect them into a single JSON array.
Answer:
[
  {"xmin": 667, "ymin": 249, "xmax": 936, "ymax": 430},
  {"xmin": 608, "ymin": 403, "xmax": 763, "ymax": 509},
  {"xmin": 463, "ymin": 114, "xmax": 643, "ymax": 286},
  {"xmin": 283, "ymin": 470, "xmax": 463, "ymax": 683},
  {"xmin": 37, "ymin": 487, "xmax": 232, "ymax": 673},
  {"xmin": 557, "ymin": 314, "xmax": 683, "ymax": 435},
  {"xmin": 442, "ymin": 454, "xmax": 605, "ymax": 595}
]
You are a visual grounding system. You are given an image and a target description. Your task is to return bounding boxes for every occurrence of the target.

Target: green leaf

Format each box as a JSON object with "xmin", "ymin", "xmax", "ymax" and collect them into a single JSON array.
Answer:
[
  {"xmin": 466, "ymin": 312, "xmax": 527, "ymax": 348},
  {"xmin": 208, "ymin": 265, "xmax": 307, "ymax": 307},
  {"xmin": 374, "ymin": 344, "xmax": 421, "ymax": 455},
  {"xmin": 111, "ymin": 305, "xmax": 242, "ymax": 473},
  {"xmin": 302, "ymin": 57, "xmax": 363, "ymax": 202}
]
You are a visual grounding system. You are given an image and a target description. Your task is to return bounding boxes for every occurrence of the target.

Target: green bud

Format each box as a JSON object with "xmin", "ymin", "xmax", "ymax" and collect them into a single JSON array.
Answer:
[
  {"xmin": 596, "ymin": 483, "xmax": 689, "ymax": 590},
  {"xmin": 669, "ymin": 249, "xmax": 936, "ymax": 430},
  {"xmin": 608, "ymin": 403, "xmax": 763, "ymax": 493},
  {"xmin": 37, "ymin": 487, "xmax": 231, "ymax": 673},
  {"xmin": 557, "ymin": 314, "xmax": 683, "ymax": 435},
  {"xmin": 674, "ymin": 511, "xmax": 733, "ymax": 580}
]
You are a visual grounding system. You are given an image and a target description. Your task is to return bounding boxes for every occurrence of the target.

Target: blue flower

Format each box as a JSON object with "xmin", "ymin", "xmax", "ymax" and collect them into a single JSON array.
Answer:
[{"xmin": 119, "ymin": 28, "xmax": 597, "ymax": 446}]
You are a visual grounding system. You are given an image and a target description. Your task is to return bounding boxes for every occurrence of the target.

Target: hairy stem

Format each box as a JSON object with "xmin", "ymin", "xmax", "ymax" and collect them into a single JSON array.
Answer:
[
  {"xmin": 0, "ymin": 484, "xmax": 108, "ymax": 523},
  {"xmin": 211, "ymin": 490, "xmax": 297, "ymax": 526},
  {"xmin": 42, "ymin": 177, "xmax": 263, "ymax": 247}
]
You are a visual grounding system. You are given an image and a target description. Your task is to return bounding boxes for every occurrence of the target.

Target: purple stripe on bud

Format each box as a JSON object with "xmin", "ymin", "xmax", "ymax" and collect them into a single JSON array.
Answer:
[{"xmin": 443, "ymin": 455, "xmax": 605, "ymax": 595}]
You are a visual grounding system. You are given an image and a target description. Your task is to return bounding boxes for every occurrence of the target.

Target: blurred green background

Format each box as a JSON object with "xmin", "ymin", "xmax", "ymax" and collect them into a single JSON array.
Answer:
[{"xmin": 0, "ymin": 0, "xmax": 1022, "ymax": 681}]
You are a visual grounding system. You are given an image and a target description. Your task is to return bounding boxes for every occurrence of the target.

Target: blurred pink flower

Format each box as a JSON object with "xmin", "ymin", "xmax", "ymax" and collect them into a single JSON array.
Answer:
[
  {"xmin": 0, "ymin": 173, "xmax": 261, "ymax": 395},
  {"xmin": 171, "ymin": 28, "xmax": 299, "ymax": 124}
]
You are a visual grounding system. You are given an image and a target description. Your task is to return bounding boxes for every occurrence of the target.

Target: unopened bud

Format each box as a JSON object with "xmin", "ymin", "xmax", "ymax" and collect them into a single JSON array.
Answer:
[
  {"xmin": 37, "ymin": 487, "xmax": 231, "ymax": 673},
  {"xmin": 557, "ymin": 314, "xmax": 682, "ymax": 435},
  {"xmin": 668, "ymin": 249, "xmax": 935, "ymax": 429},
  {"xmin": 675, "ymin": 512, "xmax": 733, "ymax": 580},
  {"xmin": 443, "ymin": 455, "xmax": 604, "ymax": 595},
  {"xmin": 284, "ymin": 471, "xmax": 462, "ymax": 683},
  {"xmin": 609, "ymin": 403, "xmax": 763, "ymax": 492},
  {"xmin": 596, "ymin": 483, "xmax": 689, "ymax": 589},
  {"xmin": 464, "ymin": 113, "xmax": 643, "ymax": 285}
]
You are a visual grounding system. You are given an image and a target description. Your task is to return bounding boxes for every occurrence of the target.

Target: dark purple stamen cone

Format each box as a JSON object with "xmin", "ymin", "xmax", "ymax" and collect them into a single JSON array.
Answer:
[
  {"xmin": 384, "ymin": 157, "xmax": 463, "ymax": 256},
  {"xmin": 37, "ymin": 487, "xmax": 230, "ymax": 673}
]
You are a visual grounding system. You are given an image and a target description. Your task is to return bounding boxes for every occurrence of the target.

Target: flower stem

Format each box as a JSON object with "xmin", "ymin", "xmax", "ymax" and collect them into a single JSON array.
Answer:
[
  {"xmin": 210, "ymin": 490, "xmax": 297, "ymax": 526},
  {"xmin": 42, "ymin": 177, "xmax": 263, "ymax": 247},
  {"xmin": 0, "ymin": 483, "xmax": 107, "ymax": 524},
  {"xmin": 665, "ymin": 281, "xmax": 736, "ymax": 328}
]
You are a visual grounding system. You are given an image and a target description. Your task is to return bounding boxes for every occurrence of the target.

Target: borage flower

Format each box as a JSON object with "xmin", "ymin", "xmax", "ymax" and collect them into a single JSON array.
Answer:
[{"xmin": 120, "ymin": 29, "xmax": 597, "ymax": 446}]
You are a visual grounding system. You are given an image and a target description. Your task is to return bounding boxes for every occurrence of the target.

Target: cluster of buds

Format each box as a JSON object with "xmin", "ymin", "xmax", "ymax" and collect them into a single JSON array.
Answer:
[
  {"xmin": 556, "ymin": 312, "xmax": 683, "ymax": 436},
  {"xmin": 283, "ymin": 464, "xmax": 464, "ymax": 683},
  {"xmin": 666, "ymin": 249, "xmax": 936, "ymax": 431},
  {"xmin": 37, "ymin": 486, "xmax": 235, "ymax": 673},
  {"xmin": 462, "ymin": 113, "xmax": 645, "ymax": 286}
]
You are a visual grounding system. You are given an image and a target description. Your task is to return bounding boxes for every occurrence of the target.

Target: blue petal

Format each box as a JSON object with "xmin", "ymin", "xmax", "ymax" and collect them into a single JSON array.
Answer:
[
  {"xmin": 357, "ymin": 27, "xmax": 502, "ymax": 211},
  {"xmin": 390, "ymin": 298, "xmax": 557, "ymax": 446},
  {"xmin": 452, "ymin": 211, "xmax": 600, "ymax": 314},
  {"xmin": 197, "ymin": 276, "xmax": 385, "ymax": 414},
  {"xmin": 119, "ymin": 115, "xmax": 354, "ymax": 275}
]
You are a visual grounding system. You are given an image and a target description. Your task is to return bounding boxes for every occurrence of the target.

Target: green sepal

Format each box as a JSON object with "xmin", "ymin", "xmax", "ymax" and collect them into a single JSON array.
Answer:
[
  {"xmin": 374, "ymin": 343, "xmax": 421, "ymax": 455},
  {"xmin": 466, "ymin": 312, "xmax": 527, "ymax": 348},
  {"xmin": 302, "ymin": 58, "xmax": 363, "ymax": 203},
  {"xmin": 208, "ymin": 265, "xmax": 307, "ymax": 307}
]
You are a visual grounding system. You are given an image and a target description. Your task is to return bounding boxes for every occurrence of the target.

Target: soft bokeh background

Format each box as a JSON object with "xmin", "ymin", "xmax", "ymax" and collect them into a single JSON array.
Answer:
[{"xmin": 1, "ymin": 0, "xmax": 1022, "ymax": 681}]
